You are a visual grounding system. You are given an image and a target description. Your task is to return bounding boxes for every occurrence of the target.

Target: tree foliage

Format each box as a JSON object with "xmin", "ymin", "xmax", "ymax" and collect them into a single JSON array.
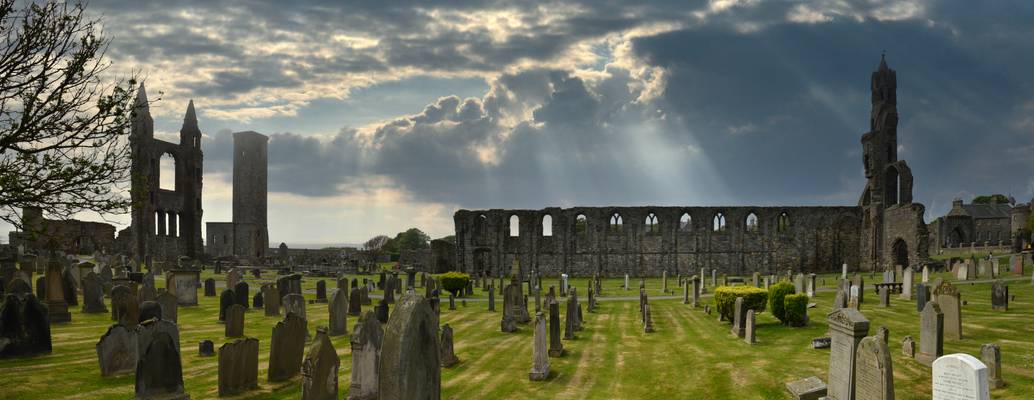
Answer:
[
  {"xmin": 972, "ymin": 194, "xmax": 1009, "ymax": 204},
  {"xmin": 0, "ymin": 1, "xmax": 139, "ymax": 229},
  {"xmin": 768, "ymin": 281, "xmax": 796, "ymax": 324},
  {"xmin": 393, "ymin": 228, "xmax": 430, "ymax": 251},
  {"xmin": 439, "ymin": 271, "xmax": 470, "ymax": 297}
]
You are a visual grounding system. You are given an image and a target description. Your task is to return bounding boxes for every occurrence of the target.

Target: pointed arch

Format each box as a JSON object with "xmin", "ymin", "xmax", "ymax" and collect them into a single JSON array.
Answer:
[
  {"xmin": 574, "ymin": 214, "xmax": 588, "ymax": 236},
  {"xmin": 679, "ymin": 213, "xmax": 692, "ymax": 232},
  {"xmin": 609, "ymin": 213, "xmax": 623, "ymax": 232},
  {"xmin": 509, "ymin": 215, "xmax": 520, "ymax": 237},
  {"xmin": 777, "ymin": 212, "xmax": 790, "ymax": 233},
  {"xmin": 645, "ymin": 213, "xmax": 659, "ymax": 234},
  {"xmin": 542, "ymin": 215, "xmax": 553, "ymax": 237},
  {"xmin": 745, "ymin": 212, "xmax": 759, "ymax": 233},
  {"xmin": 713, "ymin": 212, "xmax": 726, "ymax": 232}
]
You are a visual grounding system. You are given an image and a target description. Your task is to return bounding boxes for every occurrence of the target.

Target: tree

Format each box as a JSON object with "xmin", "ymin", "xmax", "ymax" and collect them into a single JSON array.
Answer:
[
  {"xmin": 361, "ymin": 235, "xmax": 391, "ymax": 262},
  {"xmin": 394, "ymin": 228, "xmax": 430, "ymax": 251},
  {"xmin": 0, "ymin": 1, "xmax": 139, "ymax": 230},
  {"xmin": 972, "ymin": 194, "xmax": 1009, "ymax": 205}
]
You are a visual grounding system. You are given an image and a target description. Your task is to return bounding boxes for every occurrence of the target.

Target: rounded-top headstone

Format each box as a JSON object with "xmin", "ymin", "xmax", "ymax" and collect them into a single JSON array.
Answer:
[
  {"xmin": 139, "ymin": 301, "xmax": 163, "ymax": 323},
  {"xmin": 379, "ymin": 294, "xmax": 441, "ymax": 400}
]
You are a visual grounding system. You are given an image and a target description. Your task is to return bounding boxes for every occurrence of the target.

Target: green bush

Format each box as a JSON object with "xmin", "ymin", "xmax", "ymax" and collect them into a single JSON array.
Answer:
[
  {"xmin": 768, "ymin": 281, "xmax": 796, "ymax": 324},
  {"xmin": 784, "ymin": 293, "xmax": 809, "ymax": 327},
  {"xmin": 438, "ymin": 271, "xmax": 471, "ymax": 297},
  {"xmin": 713, "ymin": 286, "xmax": 768, "ymax": 321}
]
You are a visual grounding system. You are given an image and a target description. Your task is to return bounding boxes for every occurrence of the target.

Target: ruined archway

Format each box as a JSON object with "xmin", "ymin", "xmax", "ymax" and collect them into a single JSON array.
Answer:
[{"xmin": 892, "ymin": 238, "xmax": 908, "ymax": 268}]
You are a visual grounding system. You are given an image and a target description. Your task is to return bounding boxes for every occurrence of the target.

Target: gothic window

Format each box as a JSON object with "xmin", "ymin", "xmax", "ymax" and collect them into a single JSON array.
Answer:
[
  {"xmin": 746, "ymin": 213, "xmax": 759, "ymax": 233},
  {"xmin": 575, "ymin": 214, "xmax": 588, "ymax": 236},
  {"xmin": 777, "ymin": 212, "xmax": 790, "ymax": 233},
  {"xmin": 609, "ymin": 213, "xmax": 623, "ymax": 232},
  {"xmin": 679, "ymin": 213, "xmax": 691, "ymax": 232},
  {"xmin": 542, "ymin": 215, "xmax": 553, "ymax": 237},
  {"xmin": 509, "ymin": 215, "xmax": 520, "ymax": 237},
  {"xmin": 645, "ymin": 213, "xmax": 659, "ymax": 234},
  {"xmin": 159, "ymin": 152, "xmax": 176, "ymax": 191},
  {"xmin": 713, "ymin": 213, "xmax": 726, "ymax": 232}
]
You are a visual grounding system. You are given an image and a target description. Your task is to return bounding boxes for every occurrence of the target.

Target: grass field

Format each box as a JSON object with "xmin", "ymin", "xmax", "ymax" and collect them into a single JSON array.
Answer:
[{"xmin": 1, "ymin": 268, "xmax": 1033, "ymax": 399}]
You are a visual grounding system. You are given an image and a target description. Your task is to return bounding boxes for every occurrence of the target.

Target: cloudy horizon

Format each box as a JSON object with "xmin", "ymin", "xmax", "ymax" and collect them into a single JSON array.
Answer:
[{"xmin": 4, "ymin": 0, "xmax": 1033, "ymax": 248}]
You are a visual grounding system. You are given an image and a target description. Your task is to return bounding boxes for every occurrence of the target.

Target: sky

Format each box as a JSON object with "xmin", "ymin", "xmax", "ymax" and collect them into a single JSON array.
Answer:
[{"xmin": 8, "ymin": 0, "xmax": 1034, "ymax": 247}]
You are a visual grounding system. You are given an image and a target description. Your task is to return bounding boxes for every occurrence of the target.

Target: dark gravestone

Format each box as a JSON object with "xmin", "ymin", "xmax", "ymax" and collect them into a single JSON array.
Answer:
[
  {"xmin": 136, "ymin": 318, "xmax": 181, "ymax": 356},
  {"xmin": 218, "ymin": 337, "xmax": 259, "ymax": 396},
  {"xmin": 349, "ymin": 311, "xmax": 384, "ymax": 400},
  {"xmin": 263, "ymin": 284, "xmax": 280, "ymax": 317},
  {"xmin": 45, "ymin": 262, "xmax": 71, "ymax": 323},
  {"xmin": 329, "ymin": 289, "xmax": 348, "ymax": 336},
  {"xmin": 82, "ymin": 272, "xmax": 108, "ymax": 314},
  {"xmin": 440, "ymin": 323, "xmax": 459, "ymax": 368},
  {"xmin": 361, "ymin": 286, "xmax": 372, "ymax": 305},
  {"xmin": 35, "ymin": 276, "xmax": 45, "ymax": 299},
  {"xmin": 204, "ymin": 278, "xmax": 216, "ymax": 297},
  {"xmin": 226, "ymin": 304, "xmax": 246, "ymax": 338},
  {"xmin": 253, "ymin": 291, "xmax": 264, "ymax": 308},
  {"xmin": 219, "ymin": 289, "xmax": 235, "ymax": 322},
  {"xmin": 351, "ymin": 278, "xmax": 358, "ymax": 289},
  {"xmin": 61, "ymin": 267, "xmax": 78, "ymax": 306},
  {"xmin": 96, "ymin": 323, "xmax": 137, "ymax": 377},
  {"xmin": 488, "ymin": 285, "xmax": 495, "ymax": 312},
  {"xmin": 268, "ymin": 313, "xmax": 307, "ymax": 382},
  {"xmin": 915, "ymin": 283, "xmax": 930, "ymax": 312},
  {"xmin": 0, "ymin": 292, "xmax": 52, "ymax": 358},
  {"xmin": 991, "ymin": 280, "xmax": 1008, "ymax": 311},
  {"xmin": 234, "ymin": 281, "xmax": 250, "ymax": 309},
  {"xmin": 302, "ymin": 328, "xmax": 340, "ymax": 400},
  {"xmin": 548, "ymin": 299, "xmax": 564, "ymax": 357},
  {"xmin": 283, "ymin": 293, "xmax": 307, "ymax": 321},
  {"xmin": 139, "ymin": 300, "xmax": 163, "ymax": 323},
  {"xmin": 199, "ymin": 340, "xmax": 215, "ymax": 357},
  {"xmin": 348, "ymin": 288, "xmax": 363, "ymax": 316},
  {"xmin": 138, "ymin": 283, "xmax": 157, "ymax": 303},
  {"xmin": 375, "ymin": 299, "xmax": 390, "ymax": 324},
  {"xmin": 315, "ymin": 280, "xmax": 328, "ymax": 303},
  {"xmin": 156, "ymin": 291, "xmax": 178, "ymax": 323},
  {"xmin": 110, "ymin": 285, "xmax": 139, "ymax": 329},
  {"xmin": 383, "ymin": 280, "xmax": 395, "ymax": 304},
  {"xmin": 379, "ymin": 294, "xmax": 441, "ymax": 400},
  {"xmin": 134, "ymin": 331, "xmax": 187, "ymax": 400}
]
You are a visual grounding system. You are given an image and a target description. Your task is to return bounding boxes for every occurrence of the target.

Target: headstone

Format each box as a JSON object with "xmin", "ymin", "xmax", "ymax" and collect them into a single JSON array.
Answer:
[
  {"xmin": 45, "ymin": 260, "xmax": 71, "ymax": 323},
  {"xmin": 564, "ymin": 294, "xmax": 577, "ymax": 339},
  {"xmin": 219, "ymin": 289, "xmax": 235, "ymax": 322},
  {"xmin": 488, "ymin": 284, "xmax": 496, "ymax": 312},
  {"xmin": 284, "ymin": 293, "xmax": 307, "ymax": 321},
  {"xmin": 878, "ymin": 286, "xmax": 889, "ymax": 308},
  {"xmin": 643, "ymin": 303, "xmax": 655, "ymax": 333},
  {"xmin": 61, "ymin": 266, "xmax": 78, "ymax": 306},
  {"xmin": 226, "ymin": 304, "xmax": 245, "ymax": 337},
  {"xmin": 329, "ymin": 289, "xmax": 349, "ymax": 336},
  {"xmin": 253, "ymin": 291, "xmax": 263, "ymax": 308},
  {"xmin": 826, "ymin": 308, "xmax": 870, "ymax": 400},
  {"xmin": 134, "ymin": 331, "xmax": 187, "ymax": 400},
  {"xmin": 227, "ymin": 268, "xmax": 243, "ymax": 291},
  {"xmin": 991, "ymin": 280, "xmax": 1008, "ymax": 311},
  {"xmin": 922, "ymin": 265, "xmax": 930, "ymax": 283},
  {"xmin": 917, "ymin": 301, "xmax": 944, "ymax": 366},
  {"xmin": 548, "ymin": 298, "xmax": 564, "ymax": 357},
  {"xmin": 807, "ymin": 274, "xmax": 817, "ymax": 297},
  {"xmin": 731, "ymin": 297, "xmax": 746, "ymax": 338},
  {"xmin": 529, "ymin": 312, "xmax": 550, "ymax": 381},
  {"xmin": 95, "ymin": 323, "xmax": 137, "ymax": 376},
  {"xmin": 379, "ymin": 294, "xmax": 441, "ymax": 400},
  {"xmin": 901, "ymin": 267, "xmax": 913, "ymax": 300},
  {"xmin": 692, "ymin": 276, "xmax": 701, "ymax": 307},
  {"xmin": 315, "ymin": 280, "xmax": 328, "ymax": 303},
  {"xmin": 842, "ymin": 263, "xmax": 848, "ymax": 278},
  {"xmin": 138, "ymin": 283, "xmax": 157, "ymax": 303},
  {"xmin": 349, "ymin": 310, "xmax": 383, "ymax": 400},
  {"xmin": 302, "ymin": 328, "xmax": 340, "ymax": 400},
  {"xmin": 82, "ymin": 272, "xmax": 107, "ymax": 313},
  {"xmin": 979, "ymin": 344, "xmax": 1004, "ymax": 390},
  {"xmin": 157, "ymin": 291, "xmax": 178, "ymax": 323},
  {"xmin": 916, "ymin": 283, "xmax": 931, "ymax": 313},
  {"xmin": 440, "ymin": 323, "xmax": 460, "ymax": 368},
  {"xmin": 268, "ymin": 313, "xmax": 308, "ymax": 382},
  {"xmin": 902, "ymin": 336, "xmax": 915, "ymax": 358},
  {"xmin": 744, "ymin": 309, "xmax": 756, "ymax": 345},
  {"xmin": 263, "ymin": 284, "xmax": 281, "ymax": 317},
  {"xmin": 933, "ymin": 282, "xmax": 963, "ymax": 340},
  {"xmin": 786, "ymin": 376, "xmax": 828, "ymax": 400},
  {"xmin": 204, "ymin": 278, "xmax": 216, "ymax": 297},
  {"xmin": 167, "ymin": 269, "xmax": 200, "ymax": 306},
  {"xmin": 139, "ymin": 300, "xmax": 163, "ymax": 323},
  {"xmin": 375, "ymin": 299, "xmax": 390, "ymax": 324},
  {"xmin": 853, "ymin": 336, "xmax": 894, "ymax": 400},
  {"xmin": 348, "ymin": 287, "xmax": 363, "ymax": 316},
  {"xmin": 111, "ymin": 285, "xmax": 140, "ymax": 329},
  {"xmin": 218, "ymin": 337, "xmax": 259, "ymax": 396},
  {"xmin": 199, "ymin": 340, "xmax": 215, "ymax": 357},
  {"xmin": 234, "ymin": 281, "xmax": 250, "ymax": 309},
  {"xmin": 931, "ymin": 353, "xmax": 990, "ymax": 400},
  {"xmin": 361, "ymin": 286, "xmax": 372, "ymax": 305}
]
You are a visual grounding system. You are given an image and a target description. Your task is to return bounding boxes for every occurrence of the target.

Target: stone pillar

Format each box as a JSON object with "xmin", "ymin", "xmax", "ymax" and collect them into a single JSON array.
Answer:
[{"xmin": 45, "ymin": 260, "xmax": 70, "ymax": 323}]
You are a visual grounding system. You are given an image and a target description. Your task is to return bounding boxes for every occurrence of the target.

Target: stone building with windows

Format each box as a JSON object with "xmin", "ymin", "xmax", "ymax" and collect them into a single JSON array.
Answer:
[
  {"xmin": 205, "ymin": 131, "xmax": 269, "ymax": 262},
  {"xmin": 453, "ymin": 56, "xmax": 931, "ymax": 278},
  {"xmin": 928, "ymin": 198, "xmax": 1031, "ymax": 253},
  {"xmin": 8, "ymin": 207, "xmax": 116, "ymax": 255}
]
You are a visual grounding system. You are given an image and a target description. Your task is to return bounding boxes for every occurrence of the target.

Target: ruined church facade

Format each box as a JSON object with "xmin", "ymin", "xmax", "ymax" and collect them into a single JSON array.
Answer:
[{"xmin": 454, "ymin": 57, "xmax": 930, "ymax": 278}]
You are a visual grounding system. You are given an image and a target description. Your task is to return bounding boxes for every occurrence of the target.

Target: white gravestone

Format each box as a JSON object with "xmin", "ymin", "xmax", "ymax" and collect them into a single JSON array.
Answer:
[{"xmin": 932, "ymin": 353, "xmax": 990, "ymax": 400}]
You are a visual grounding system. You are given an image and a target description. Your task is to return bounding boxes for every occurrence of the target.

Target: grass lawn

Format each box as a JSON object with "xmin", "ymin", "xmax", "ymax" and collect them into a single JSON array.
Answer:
[{"xmin": 1, "ymin": 268, "xmax": 1033, "ymax": 399}]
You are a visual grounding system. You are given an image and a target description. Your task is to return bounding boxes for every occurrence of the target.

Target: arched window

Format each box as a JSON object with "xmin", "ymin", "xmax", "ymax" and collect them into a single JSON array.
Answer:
[
  {"xmin": 745, "ymin": 213, "xmax": 759, "ymax": 232},
  {"xmin": 542, "ymin": 215, "xmax": 553, "ymax": 237},
  {"xmin": 609, "ymin": 213, "xmax": 623, "ymax": 232},
  {"xmin": 713, "ymin": 213, "xmax": 726, "ymax": 232},
  {"xmin": 509, "ymin": 215, "xmax": 520, "ymax": 237},
  {"xmin": 645, "ymin": 213, "xmax": 659, "ymax": 234},
  {"xmin": 159, "ymin": 152, "xmax": 176, "ymax": 191},
  {"xmin": 154, "ymin": 211, "xmax": 160, "ymax": 236},
  {"xmin": 679, "ymin": 213, "xmax": 691, "ymax": 232},
  {"xmin": 777, "ymin": 212, "xmax": 790, "ymax": 233},
  {"xmin": 167, "ymin": 212, "xmax": 177, "ymax": 237},
  {"xmin": 575, "ymin": 214, "xmax": 588, "ymax": 236}
]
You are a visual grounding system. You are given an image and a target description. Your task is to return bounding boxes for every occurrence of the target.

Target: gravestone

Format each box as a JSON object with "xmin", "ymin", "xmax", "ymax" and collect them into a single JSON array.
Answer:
[
  {"xmin": 134, "ymin": 331, "xmax": 187, "ymax": 400},
  {"xmin": 931, "ymin": 353, "xmax": 990, "ymax": 400},
  {"xmin": 139, "ymin": 283, "xmax": 157, "ymax": 303},
  {"xmin": 218, "ymin": 337, "xmax": 259, "ymax": 396},
  {"xmin": 96, "ymin": 324, "xmax": 138, "ymax": 376},
  {"xmin": 529, "ymin": 311, "xmax": 550, "ymax": 381},
  {"xmin": 227, "ymin": 268, "xmax": 243, "ymax": 292},
  {"xmin": 745, "ymin": 309, "xmax": 756, "ymax": 345},
  {"xmin": 448, "ymin": 294, "xmax": 455, "ymax": 310},
  {"xmin": 168, "ymin": 269, "xmax": 200, "ymax": 306},
  {"xmin": 916, "ymin": 283, "xmax": 930, "ymax": 313},
  {"xmin": 157, "ymin": 291, "xmax": 178, "ymax": 323},
  {"xmin": 226, "ymin": 304, "xmax": 246, "ymax": 337},
  {"xmin": 808, "ymin": 274, "xmax": 817, "ymax": 297},
  {"xmin": 348, "ymin": 288, "xmax": 362, "ymax": 316},
  {"xmin": 111, "ymin": 285, "xmax": 140, "ymax": 329},
  {"xmin": 61, "ymin": 266, "xmax": 78, "ymax": 307},
  {"xmin": 980, "ymin": 343, "xmax": 1004, "ymax": 389},
  {"xmin": 785, "ymin": 376, "xmax": 828, "ymax": 400},
  {"xmin": 644, "ymin": 303, "xmax": 655, "ymax": 333},
  {"xmin": 991, "ymin": 280, "xmax": 1008, "ymax": 311},
  {"xmin": 0, "ymin": 291, "xmax": 51, "ymax": 358},
  {"xmin": 315, "ymin": 280, "xmax": 328, "ymax": 303},
  {"xmin": 564, "ymin": 294, "xmax": 577, "ymax": 339},
  {"xmin": 349, "ymin": 311, "xmax": 383, "ymax": 400},
  {"xmin": 253, "ymin": 291, "xmax": 263, "ymax": 308},
  {"xmin": 548, "ymin": 298, "xmax": 564, "ymax": 357},
  {"xmin": 204, "ymin": 278, "xmax": 216, "ymax": 297},
  {"xmin": 219, "ymin": 289, "xmax": 235, "ymax": 322},
  {"xmin": 833, "ymin": 290, "xmax": 847, "ymax": 311},
  {"xmin": 826, "ymin": 308, "xmax": 870, "ymax": 400},
  {"xmin": 488, "ymin": 285, "xmax": 495, "ymax": 312},
  {"xmin": 878, "ymin": 286, "xmax": 889, "ymax": 307},
  {"xmin": 917, "ymin": 301, "xmax": 944, "ymax": 366},
  {"xmin": 329, "ymin": 289, "xmax": 349, "ymax": 336},
  {"xmin": 379, "ymin": 294, "xmax": 441, "ymax": 400},
  {"xmin": 234, "ymin": 281, "xmax": 250, "ymax": 309},
  {"xmin": 384, "ymin": 278, "xmax": 395, "ymax": 304},
  {"xmin": 302, "ymin": 328, "xmax": 340, "ymax": 400},
  {"xmin": 361, "ymin": 286, "xmax": 372, "ymax": 305},
  {"xmin": 268, "ymin": 313, "xmax": 308, "ymax": 382},
  {"xmin": 34, "ymin": 275, "xmax": 44, "ymax": 299},
  {"xmin": 902, "ymin": 336, "xmax": 915, "ymax": 358},
  {"xmin": 933, "ymin": 281, "xmax": 963, "ymax": 340},
  {"xmin": 199, "ymin": 340, "xmax": 215, "ymax": 357},
  {"xmin": 139, "ymin": 301, "xmax": 163, "ymax": 323},
  {"xmin": 45, "ymin": 261, "xmax": 71, "ymax": 323},
  {"xmin": 901, "ymin": 267, "xmax": 913, "ymax": 300},
  {"xmin": 137, "ymin": 318, "xmax": 181, "ymax": 356},
  {"xmin": 853, "ymin": 336, "xmax": 893, "ymax": 400},
  {"xmin": 922, "ymin": 266, "xmax": 930, "ymax": 283},
  {"xmin": 263, "ymin": 284, "xmax": 281, "ymax": 317},
  {"xmin": 82, "ymin": 272, "xmax": 108, "ymax": 314},
  {"xmin": 284, "ymin": 293, "xmax": 307, "ymax": 321},
  {"xmin": 731, "ymin": 297, "xmax": 746, "ymax": 338},
  {"xmin": 440, "ymin": 323, "xmax": 460, "ymax": 367},
  {"xmin": 375, "ymin": 299, "xmax": 390, "ymax": 324}
]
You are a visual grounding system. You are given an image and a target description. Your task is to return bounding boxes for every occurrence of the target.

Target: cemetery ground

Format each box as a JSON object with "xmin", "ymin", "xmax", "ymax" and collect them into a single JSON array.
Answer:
[{"xmin": 2, "ymin": 268, "xmax": 1033, "ymax": 399}]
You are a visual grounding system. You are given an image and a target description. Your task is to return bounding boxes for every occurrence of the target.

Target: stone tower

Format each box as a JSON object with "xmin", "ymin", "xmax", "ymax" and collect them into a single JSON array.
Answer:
[
  {"xmin": 232, "ymin": 131, "xmax": 269, "ymax": 259},
  {"xmin": 125, "ymin": 84, "xmax": 204, "ymax": 265},
  {"xmin": 858, "ymin": 56, "xmax": 928, "ymax": 271}
]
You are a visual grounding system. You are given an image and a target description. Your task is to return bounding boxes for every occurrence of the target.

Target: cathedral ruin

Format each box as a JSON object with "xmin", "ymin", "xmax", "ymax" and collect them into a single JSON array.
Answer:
[
  {"xmin": 454, "ymin": 57, "xmax": 931, "ymax": 277},
  {"xmin": 206, "ymin": 131, "xmax": 270, "ymax": 262}
]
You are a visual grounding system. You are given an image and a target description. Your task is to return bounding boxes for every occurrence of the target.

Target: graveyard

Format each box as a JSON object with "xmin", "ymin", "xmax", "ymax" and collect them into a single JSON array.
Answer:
[{"xmin": 1, "ymin": 257, "xmax": 1033, "ymax": 399}]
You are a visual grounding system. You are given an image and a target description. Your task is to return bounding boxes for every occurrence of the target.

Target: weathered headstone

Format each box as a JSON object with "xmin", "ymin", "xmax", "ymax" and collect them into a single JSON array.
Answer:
[
  {"xmin": 263, "ymin": 284, "xmax": 281, "ymax": 317},
  {"xmin": 82, "ymin": 272, "xmax": 107, "ymax": 314},
  {"xmin": 902, "ymin": 336, "xmax": 915, "ymax": 359},
  {"xmin": 375, "ymin": 299, "xmax": 390, "ymax": 324},
  {"xmin": 917, "ymin": 301, "xmax": 944, "ymax": 366},
  {"xmin": 931, "ymin": 353, "xmax": 990, "ymax": 400},
  {"xmin": 139, "ymin": 300, "xmax": 163, "ymax": 323},
  {"xmin": 168, "ymin": 269, "xmax": 200, "ymax": 306},
  {"xmin": 315, "ymin": 280, "xmax": 328, "ymax": 304},
  {"xmin": 302, "ymin": 328, "xmax": 340, "ymax": 400},
  {"xmin": 204, "ymin": 278, "xmax": 216, "ymax": 297},
  {"xmin": 379, "ymin": 294, "xmax": 441, "ymax": 400},
  {"xmin": 440, "ymin": 323, "xmax": 460, "ymax": 367},
  {"xmin": 226, "ymin": 304, "xmax": 245, "ymax": 337},
  {"xmin": 980, "ymin": 343, "xmax": 1004, "ymax": 389},
  {"xmin": 488, "ymin": 284, "xmax": 496, "ymax": 312},
  {"xmin": 916, "ymin": 283, "xmax": 930, "ymax": 312},
  {"xmin": 826, "ymin": 308, "xmax": 870, "ymax": 400},
  {"xmin": 922, "ymin": 265, "xmax": 930, "ymax": 283},
  {"xmin": 853, "ymin": 335, "xmax": 893, "ymax": 400},
  {"xmin": 219, "ymin": 289, "xmax": 235, "ymax": 322},
  {"xmin": 218, "ymin": 337, "xmax": 259, "ymax": 396},
  {"xmin": 139, "ymin": 283, "xmax": 157, "ymax": 303},
  {"xmin": 548, "ymin": 298, "xmax": 564, "ymax": 357},
  {"xmin": 348, "ymin": 287, "xmax": 363, "ymax": 316},
  {"xmin": 157, "ymin": 291, "xmax": 178, "ymax": 323},
  {"xmin": 991, "ymin": 280, "xmax": 1008, "ymax": 311},
  {"xmin": 901, "ymin": 267, "xmax": 913, "ymax": 300},
  {"xmin": 329, "ymin": 288, "xmax": 349, "ymax": 336},
  {"xmin": 95, "ymin": 324, "xmax": 137, "ymax": 376},
  {"xmin": 284, "ymin": 293, "xmax": 307, "ymax": 321},
  {"xmin": 253, "ymin": 291, "xmax": 263, "ymax": 308},
  {"xmin": 786, "ymin": 376, "xmax": 828, "ymax": 400},
  {"xmin": 349, "ymin": 311, "xmax": 383, "ymax": 400},
  {"xmin": 268, "ymin": 313, "xmax": 308, "ymax": 382},
  {"xmin": 731, "ymin": 297, "xmax": 746, "ymax": 338},
  {"xmin": 745, "ymin": 309, "xmax": 756, "ymax": 345},
  {"xmin": 199, "ymin": 340, "xmax": 215, "ymax": 357},
  {"xmin": 111, "ymin": 285, "xmax": 140, "ymax": 329},
  {"xmin": 933, "ymin": 281, "xmax": 963, "ymax": 340},
  {"xmin": 529, "ymin": 311, "xmax": 550, "ymax": 381},
  {"xmin": 45, "ymin": 260, "xmax": 71, "ymax": 323},
  {"xmin": 134, "ymin": 331, "xmax": 187, "ymax": 400},
  {"xmin": 878, "ymin": 286, "xmax": 889, "ymax": 308},
  {"xmin": 234, "ymin": 281, "xmax": 250, "ymax": 309}
]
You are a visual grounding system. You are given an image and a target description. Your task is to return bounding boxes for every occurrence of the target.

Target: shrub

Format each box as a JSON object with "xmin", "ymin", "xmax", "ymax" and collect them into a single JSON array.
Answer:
[
  {"xmin": 784, "ymin": 293, "xmax": 809, "ymax": 327},
  {"xmin": 713, "ymin": 286, "xmax": 768, "ymax": 321},
  {"xmin": 768, "ymin": 281, "xmax": 796, "ymax": 324},
  {"xmin": 438, "ymin": 271, "xmax": 471, "ymax": 297}
]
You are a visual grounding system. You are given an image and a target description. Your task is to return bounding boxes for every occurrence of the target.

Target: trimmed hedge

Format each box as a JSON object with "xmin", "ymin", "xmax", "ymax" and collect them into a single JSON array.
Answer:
[
  {"xmin": 784, "ymin": 293, "xmax": 809, "ymax": 327},
  {"xmin": 438, "ymin": 271, "xmax": 471, "ymax": 297},
  {"xmin": 768, "ymin": 281, "xmax": 796, "ymax": 324},
  {"xmin": 713, "ymin": 286, "xmax": 768, "ymax": 321}
]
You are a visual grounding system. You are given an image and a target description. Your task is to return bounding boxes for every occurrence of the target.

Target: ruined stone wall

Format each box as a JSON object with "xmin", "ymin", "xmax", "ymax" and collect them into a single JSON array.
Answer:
[
  {"xmin": 455, "ymin": 206, "xmax": 862, "ymax": 278},
  {"xmin": 9, "ymin": 207, "xmax": 116, "ymax": 255},
  {"xmin": 231, "ymin": 132, "xmax": 269, "ymax": 259},
  {"xmin": 205, "ymin": 222, "xmax": 234, "ymax": 258}
]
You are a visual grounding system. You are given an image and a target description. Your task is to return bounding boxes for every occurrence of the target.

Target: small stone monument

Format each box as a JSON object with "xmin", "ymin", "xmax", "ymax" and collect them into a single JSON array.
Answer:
[
  {"xmin": 991, "ymin": 280, "xmax": 1008, "ymax": 311},
  {"xmin": 529, "ymin": 311, "xmax": 550, "ymax": 381},
  {"xmin": 901, "ymin": 336, "xmax": 915, "ymax": 359},
  {"xmin": 931, "ymin": 353, "xmax": 990, "ymax": 400},
  {"xmin": 826, "ymin": 308, "xmax": 870, "ymax": 400},
  {"xmin": 95, "ymin": 324, "xmax": 137, "ymax": 377},
  {"xmin": 440, "ymin": 324, "xmax": 460, "ymax": 368},
  {"xmin": 917, "ymin": 301, "xmax": 944, "ymax": 366},
  {"xmin": 218, "ymin": 337, "xmax": 259, "ymax": 396},
  {"xmin": 745, "ymin": 309, "xmax": 756, "ymax": 345},
  {"xmin": 933, "ymin": 281, "xmax": 962, "ymax": 340},
  {"xmin": 329, "ymin": 288, "xmax": 349, "ymax": 336},
  {"xmin": 349, "ymin": 311, "xmax": 383, "ymax": 400},
  {"xmin": 225, "ymin": 304, "xmax": 245, "ymax": 337},
  {"xmin": 268, "ymin": 313, "xmax": 307, "ymax": 382},
  {"xmin": 378, "ymin": 294, "xmax": 441, "ymax": 400},
  {"xmin": 134, "ymin": 331, "xmax": 187, "ymax": 400},
  {"xmin": 853, "ymin": 335, "xmax": 893, "ymax": 400},
  {"xmin": 980, "ymin": 343, "xmax": 1004, "ymax": 389},
  {"xmin": 302, "ymin": 328, "xmax": 340, "ymax": 400}
]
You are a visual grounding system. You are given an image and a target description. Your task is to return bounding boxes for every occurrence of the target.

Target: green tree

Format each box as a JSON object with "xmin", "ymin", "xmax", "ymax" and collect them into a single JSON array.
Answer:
[
  {"xmin": 972, "ymin": 194, "xmax": 1009, "ymax": 204},
  {"xmin": 394, "ymin": 228, "xmax": 430, "ymax": 251},
  {"xmin": 0, "ymin": 1, "xmax": 139, "ymax": 229}
]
